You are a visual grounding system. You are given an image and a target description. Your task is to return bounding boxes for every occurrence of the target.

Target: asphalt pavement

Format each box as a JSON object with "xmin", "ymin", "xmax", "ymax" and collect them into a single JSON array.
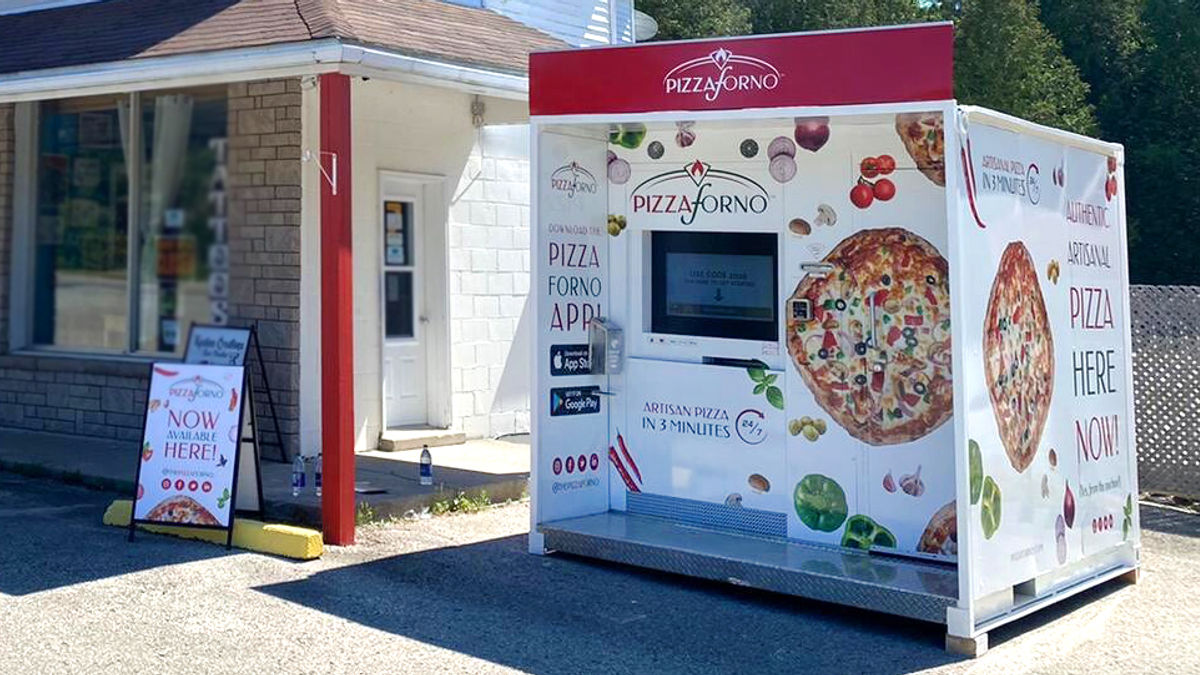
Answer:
[{"xmin": 1, "ymin": 471, "xmax": 1198, "ymax": 674}]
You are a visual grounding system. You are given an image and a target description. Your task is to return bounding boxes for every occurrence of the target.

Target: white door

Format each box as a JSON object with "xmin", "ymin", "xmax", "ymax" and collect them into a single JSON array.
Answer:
[{"xmin": 381, "ymin": 193, "xmax": 427, "ymax": 427}]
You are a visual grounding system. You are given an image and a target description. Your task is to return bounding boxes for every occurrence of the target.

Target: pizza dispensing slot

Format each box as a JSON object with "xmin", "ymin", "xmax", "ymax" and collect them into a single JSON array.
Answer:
[{"xmin": 800, "ymin": 262, "xmax": 835, "ymax": 276}]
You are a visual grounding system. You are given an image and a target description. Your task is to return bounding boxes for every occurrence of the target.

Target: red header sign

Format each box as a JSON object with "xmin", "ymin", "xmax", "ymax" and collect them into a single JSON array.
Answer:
[{"xmin": 530, "ymin": 23, "xmax": 954, "ymax": 116}]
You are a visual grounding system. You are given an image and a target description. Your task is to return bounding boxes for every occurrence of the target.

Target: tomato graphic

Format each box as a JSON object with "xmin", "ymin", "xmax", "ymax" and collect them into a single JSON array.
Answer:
[
  {"xmin": 877, "ymin": 154, "xmax": 896, "ymax": 175},
  {"xmin": 873, "ymin": 178, "xmax": 896, "ymax": 201},
  {"xmin": 850, "ymin": 183, "xmax": 874, "ymax": 209},
  {"xmin": 860, "ymin": 156, "xmax": 880, "ymax": 178}
]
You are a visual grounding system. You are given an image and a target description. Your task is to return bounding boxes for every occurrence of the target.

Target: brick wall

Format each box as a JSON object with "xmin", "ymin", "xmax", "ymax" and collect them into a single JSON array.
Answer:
[
  {"xmin": 448, "ymin": 127, "xmax": 532, "ymax": 438},
  {"xmin": 0, "ymin": 82, "xmax": 304, "ymax": 457},
  {"xmin": 226, "ymin": 78, "xmax": 303, "ymax": 459}
]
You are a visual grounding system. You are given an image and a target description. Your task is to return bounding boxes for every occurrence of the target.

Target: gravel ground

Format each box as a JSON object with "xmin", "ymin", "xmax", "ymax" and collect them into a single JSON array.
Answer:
[{"xmin": 1, "ymin": 472, "xmax": 1198, "ymax": 675}]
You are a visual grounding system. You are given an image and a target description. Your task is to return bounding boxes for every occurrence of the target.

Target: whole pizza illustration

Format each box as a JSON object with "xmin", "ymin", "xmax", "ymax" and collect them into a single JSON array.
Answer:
[
  {"xmin": 983, "ymin": 242, "xmax": 1054, "ymax": 473},
  {"xmin": 145, "ymin": 495, "xmax": 220, "ymax": 526},
  {"xmin": 895, "ymin": 112, "xmax": 945, "ymax": 186},
  {"xmin": 918, "ymin": 500, "xmax": 957, "ymax": 557},
  {"xmin": 787, "ymin": 228, "xmax": 952, "ymax": 445}
]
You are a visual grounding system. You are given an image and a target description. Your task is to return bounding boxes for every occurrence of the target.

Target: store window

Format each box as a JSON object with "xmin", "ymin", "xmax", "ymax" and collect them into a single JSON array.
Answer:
[
  {"xmin": 32, "ymin": 95, "xmax": 129, "ymax": 350},
  {"xmin": 29, "ymin": 86, "xmax": 228, "ymax": 354}
]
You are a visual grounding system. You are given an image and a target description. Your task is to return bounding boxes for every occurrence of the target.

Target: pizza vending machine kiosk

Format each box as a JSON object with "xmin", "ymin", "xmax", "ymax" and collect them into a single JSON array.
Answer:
[{"xmin": 528, "ymin": 23, "xmax": 1140, "ymax": 655}]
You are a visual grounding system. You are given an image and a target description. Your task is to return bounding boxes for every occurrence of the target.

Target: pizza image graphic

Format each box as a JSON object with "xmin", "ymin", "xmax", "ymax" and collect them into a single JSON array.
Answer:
[
  {"xmin": 144, "ymin": 495, "xmax": 220, "ymax": 526},
  {"xmin": 983, "ymin": 242, "xmax": 1054, "ymax": 473},
  {"xmin": 787, "ymin": 228, "xmax": 952, "ymax": 445},
  {"xmin": 895, "ymin": 112, "xmax": 945, "ymax": 187},
  {"xmin": 918, "ymin": 500, "xmax": 957, "ymax": 557}
]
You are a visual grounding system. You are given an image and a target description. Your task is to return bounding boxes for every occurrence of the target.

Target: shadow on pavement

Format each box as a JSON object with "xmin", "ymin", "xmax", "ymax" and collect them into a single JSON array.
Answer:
[
  {"xmin": 0, "ymin": 472, "xmax": 234, "ymax": 596},
  {"xmin": 256, "ymin": 533, "xmax": 960, "ymax": 675},
  {"xmin": 1139, "ymin": 503, "xmax": 1200, "ymax": 538}
]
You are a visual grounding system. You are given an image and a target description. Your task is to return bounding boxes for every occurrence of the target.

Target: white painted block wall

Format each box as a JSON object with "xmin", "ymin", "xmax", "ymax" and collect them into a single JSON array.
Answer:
[
  {"xmin": 448, "ymin": 125, "xmax": 532, "ymax": 439},
  {"xmin": 299, "ymin": 79, "xmax": 532, "ymax": 452}
]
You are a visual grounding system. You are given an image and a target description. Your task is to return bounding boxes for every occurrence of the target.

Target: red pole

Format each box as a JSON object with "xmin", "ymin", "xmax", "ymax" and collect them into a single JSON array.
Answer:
[{"xmin": 319, "ymin": 73, "xmax": 355, "ymax": 545}]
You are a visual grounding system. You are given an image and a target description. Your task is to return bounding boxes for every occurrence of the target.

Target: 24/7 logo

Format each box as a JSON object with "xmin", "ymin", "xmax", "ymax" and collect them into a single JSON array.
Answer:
[
  {"xmin": 663, "ymin": 48, "xmax": 782, "ymax": 102},
  {"xmin": 549, "ymin": 161, "xmax": 598, "ymax": 198},
  {"xmin": 631, "ymin": 160, "xmax": 770, "ymax": 225}
]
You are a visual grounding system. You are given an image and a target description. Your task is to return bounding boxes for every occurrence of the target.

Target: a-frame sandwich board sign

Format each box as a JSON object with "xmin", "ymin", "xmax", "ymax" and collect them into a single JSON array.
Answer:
[{"xmin": 129, "ymin": 362, "xmax": 252, "ymax": 549}]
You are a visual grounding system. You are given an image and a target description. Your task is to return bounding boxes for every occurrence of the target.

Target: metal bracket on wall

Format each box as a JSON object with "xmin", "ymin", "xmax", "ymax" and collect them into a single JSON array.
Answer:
[{"xmin": 302, "ymin": 149, "xmax": 338, "ymax": 195}]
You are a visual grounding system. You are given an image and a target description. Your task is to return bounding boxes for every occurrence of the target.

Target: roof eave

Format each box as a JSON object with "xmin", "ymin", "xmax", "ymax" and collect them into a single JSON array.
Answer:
[{"xmin": 0, "ymin": 38, "xmax": 529, "ymax": 104}]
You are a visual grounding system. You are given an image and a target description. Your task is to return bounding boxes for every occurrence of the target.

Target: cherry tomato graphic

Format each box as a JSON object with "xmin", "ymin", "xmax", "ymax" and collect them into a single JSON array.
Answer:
[
  {"xmin": 850, "ymin": 183, "xmax": 874, "ymax": 209},
  {"xmin": 860, "ymin": 156, "xmax": 880, "ymax": 179},
  {"xmin": 873, "ymin": 178, "xmax": 896, "ymax": 201},
  {"xmin": 1107, "ymin": 156, "xmax": 1117, "ymax": 173},
  {"xmin": 877, "ymin": 154, "xmax": 896, "ymax": 175},
  {"xmin": 175, "ymin": 479, "xmax": 185, "ymax": 490},
  {"xmin": 201, "ymin": 481, "xmax": 212, "ymax": 493},
  {"xmin": 188, "ymin": 480, "xmax": 199, "ymax": 492}
]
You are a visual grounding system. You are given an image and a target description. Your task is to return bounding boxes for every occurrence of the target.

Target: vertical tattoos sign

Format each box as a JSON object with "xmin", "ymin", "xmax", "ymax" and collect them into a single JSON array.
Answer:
[
  {"xmin": 132, "ymin": 364, "xmax": 247, "ymax": 531},
  {"xmin": 958, "ymin": 118, "xmax": 1136, "ymax": 598}
]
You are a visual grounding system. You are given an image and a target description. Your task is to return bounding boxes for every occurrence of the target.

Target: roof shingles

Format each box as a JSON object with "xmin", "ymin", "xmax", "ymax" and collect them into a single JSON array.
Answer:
[{"xmin": 0, "ymin": 0, "xmax": 565, "ymax": 77}]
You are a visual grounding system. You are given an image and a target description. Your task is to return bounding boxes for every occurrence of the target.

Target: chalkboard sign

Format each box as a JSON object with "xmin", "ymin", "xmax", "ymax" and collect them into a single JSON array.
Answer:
[{"xmin": 184, "ymin": 326, "xmax": 251, "ymax": 366}]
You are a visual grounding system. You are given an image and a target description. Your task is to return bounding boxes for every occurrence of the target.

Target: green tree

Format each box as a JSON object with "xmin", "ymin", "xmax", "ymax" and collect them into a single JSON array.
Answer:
[
  {"xmin": 1117, "ymin": 0, "xmax": 1200, "ymax": 283},
  {"xmin": 951, "ymin": 0, "xmax": 1098, "ymax": 135},
  {"xmin": 636, "ymin": 0, "xmax": 752, "ymax": 40},
  {"xmin": 1039, "ymin": 0, "xmax": 1146, "ymax": 139},
  {"xmin": 745, "ymin": 0, "xmax": 930, "ymax": 34}
]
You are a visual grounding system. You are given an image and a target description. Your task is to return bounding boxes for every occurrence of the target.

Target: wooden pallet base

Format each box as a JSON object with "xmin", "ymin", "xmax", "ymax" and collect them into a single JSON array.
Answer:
[
  {"xmin": 1119, "ymin": 567, "xmax": 1141, "ymax": 585},
  {"xmin": 945, "ymin": 632, "xmax": 988, "ymax": 658}
]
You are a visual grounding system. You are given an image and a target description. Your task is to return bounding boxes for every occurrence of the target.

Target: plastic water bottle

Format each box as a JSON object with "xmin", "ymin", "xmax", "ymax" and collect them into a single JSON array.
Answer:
[
  {"xmin": 291, "ymin": 453, "xmax": 306, "ymax": 497},
  {"xmin": 420, "ymin": 445, "xmax": 433, "ymax": 486},
  {"xmin": 314, "ymin": 453, "xmax": 322, "ymax": 497}
]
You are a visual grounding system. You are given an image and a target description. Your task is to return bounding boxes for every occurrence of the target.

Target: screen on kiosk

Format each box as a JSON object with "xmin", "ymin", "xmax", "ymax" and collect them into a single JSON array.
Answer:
[{"xmin": 650, "ymin": 231, "xmax": 778, "ymax": 342}]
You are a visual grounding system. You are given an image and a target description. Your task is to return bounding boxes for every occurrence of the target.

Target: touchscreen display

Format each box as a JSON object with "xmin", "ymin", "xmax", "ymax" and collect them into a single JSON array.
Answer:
[
  {"xmin": 651, "ymin": 231, "xmax": 778, "ymax": 341},
  {"xmin": 664, "ymin": 252, "xmax": 775, "ymax": 321}
]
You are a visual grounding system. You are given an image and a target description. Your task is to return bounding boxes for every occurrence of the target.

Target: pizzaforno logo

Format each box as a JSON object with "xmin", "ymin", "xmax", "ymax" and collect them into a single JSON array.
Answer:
[
  {"xmin": 549, "ymin": 161, "xmax": 597, "ymax": 198},
  {"xmin": 631, "ymin": 160, "xmax": 770, "ymax": 225},
  {"xmin": 663, "ymin": 48, "xmax": 782, "ymax": 102},
  {"xmin": 168, "ymin": 376, "xmax": 225, "ymax": 402}
]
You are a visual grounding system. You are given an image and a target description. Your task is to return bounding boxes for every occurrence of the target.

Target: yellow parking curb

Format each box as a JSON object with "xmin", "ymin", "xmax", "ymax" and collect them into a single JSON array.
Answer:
[{"xmin": 103, "ymin": 500, "xmax": 323, "ymax": 560}]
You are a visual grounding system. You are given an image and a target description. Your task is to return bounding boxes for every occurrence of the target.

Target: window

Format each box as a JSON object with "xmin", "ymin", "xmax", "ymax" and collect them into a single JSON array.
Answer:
[
  {"xmin": 382, "ymin": 200, "xmax": 415, "ymax": 339},
  {"xmin": 28, "ymin": 86, "xmax": 228, "ymax": 354}
]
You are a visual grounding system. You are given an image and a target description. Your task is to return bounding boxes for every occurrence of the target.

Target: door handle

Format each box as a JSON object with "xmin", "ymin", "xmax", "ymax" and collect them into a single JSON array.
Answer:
[{"xmin": 419, "ymin": 315, "xmax": 429, "ymax": 324}]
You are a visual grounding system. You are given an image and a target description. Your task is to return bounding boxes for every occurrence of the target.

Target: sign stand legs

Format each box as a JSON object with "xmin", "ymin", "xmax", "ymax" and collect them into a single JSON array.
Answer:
[{"xmin": 250, "ymin": 325, "xmax": 288, "ymax": 463}]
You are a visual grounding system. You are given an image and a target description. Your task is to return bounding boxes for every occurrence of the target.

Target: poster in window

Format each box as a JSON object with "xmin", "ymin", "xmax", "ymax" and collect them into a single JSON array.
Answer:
[{"xmin": 384, "ymin": 201, "xmax": 410, "ymax": 266}]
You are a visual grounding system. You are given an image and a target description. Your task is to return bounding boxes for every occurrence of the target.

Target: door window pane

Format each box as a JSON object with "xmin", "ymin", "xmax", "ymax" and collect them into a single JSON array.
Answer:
[
  {"xmin": 32, "ymin": 96, "xmax": 129, "ymax": 350},
  {"xmin": 136, "ymin": 87, "xmax": 228, "ymax": 353},
  {"xmin": 384, "ymin": 271, "xmax": 414, "ymax": 338},
  {"xmin": 383, "ymin": 201, "xmax": 412, "ymax": 266}
]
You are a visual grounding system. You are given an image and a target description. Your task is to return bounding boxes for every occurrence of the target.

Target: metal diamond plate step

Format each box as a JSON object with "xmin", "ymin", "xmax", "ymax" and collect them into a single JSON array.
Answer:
[{"xmin": 540, "ymin": 511, "xmax": 958, "ymax": 623}]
